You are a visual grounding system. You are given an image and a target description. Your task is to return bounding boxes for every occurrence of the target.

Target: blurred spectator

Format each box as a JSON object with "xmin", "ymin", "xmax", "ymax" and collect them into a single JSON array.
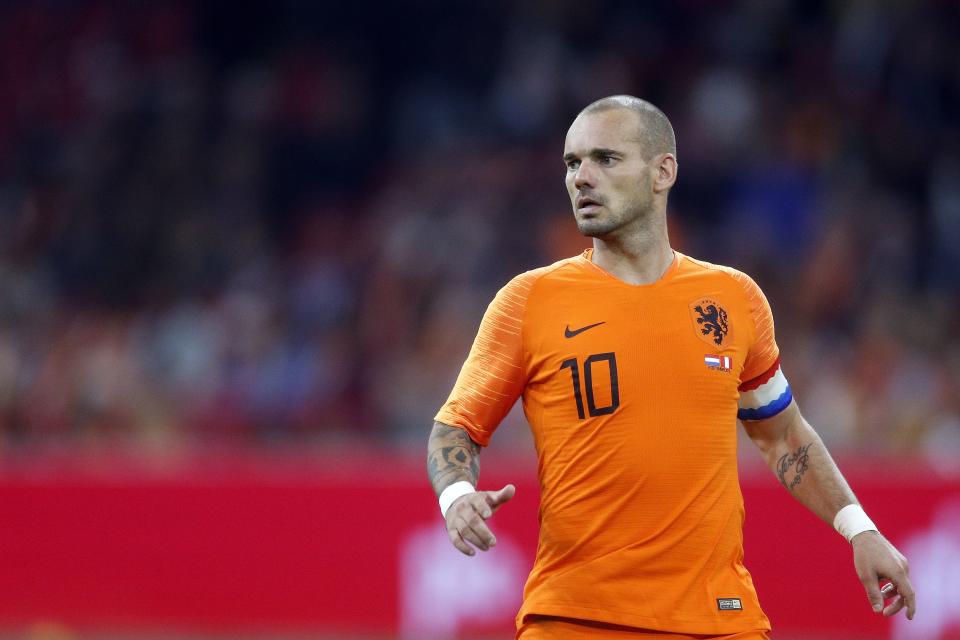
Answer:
[{"xmin": 0, "ymin": 1, "xmax": 956, "ymax": 464}]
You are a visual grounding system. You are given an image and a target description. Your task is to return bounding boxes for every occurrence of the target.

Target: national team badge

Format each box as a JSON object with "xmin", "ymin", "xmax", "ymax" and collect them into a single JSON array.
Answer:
[
  {"xmin": 704, "ymin": 354, "xmax": 732, "ymax": 372},
  {"xmin": 689, "ymin": 298, "xmax": 730, "ymax": 347}
]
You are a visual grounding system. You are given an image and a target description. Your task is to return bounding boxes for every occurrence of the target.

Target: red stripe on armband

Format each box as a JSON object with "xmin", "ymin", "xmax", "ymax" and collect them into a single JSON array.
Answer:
[{"xmin": 739, "ymin": 357, "xmax": 781, "ymax": 392}]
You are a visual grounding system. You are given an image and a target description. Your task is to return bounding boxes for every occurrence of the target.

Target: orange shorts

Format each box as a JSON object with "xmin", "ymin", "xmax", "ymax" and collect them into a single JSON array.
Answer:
[{"xmin": 516, "ymin": 615, "xmax": 770, "ymax": 640}]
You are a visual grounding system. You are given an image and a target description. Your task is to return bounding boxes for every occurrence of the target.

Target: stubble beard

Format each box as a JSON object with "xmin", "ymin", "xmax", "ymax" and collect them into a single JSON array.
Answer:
[
  {"xmin": 575, "ymin": 196, "xmax": 652, "ymax": 240},
  {"xmin": 576, "ymin": 214, "xmax": 622, "ymax": 238}
]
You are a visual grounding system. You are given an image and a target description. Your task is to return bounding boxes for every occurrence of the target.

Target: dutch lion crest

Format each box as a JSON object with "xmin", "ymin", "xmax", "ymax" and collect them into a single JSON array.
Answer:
[{"xmin": 689, "ymin": 299, "xmax": 729, "ymax": 346}]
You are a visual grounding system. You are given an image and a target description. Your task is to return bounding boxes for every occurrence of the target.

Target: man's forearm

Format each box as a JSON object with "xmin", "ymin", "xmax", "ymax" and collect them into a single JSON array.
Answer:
[
  {"xmin": 747, "ymin": 404, "xmax": 858, "ymax": 526},
  {"xmin": 427, "ymin": 421, "xmax": 481, "ymax": 496},
  {"xmin": 747, "ymin": 403, "xmax": 916, "ymax": 619},
  {"xmin": 771, "ymin": 426, "xmax": 856, "ymax": 525}
]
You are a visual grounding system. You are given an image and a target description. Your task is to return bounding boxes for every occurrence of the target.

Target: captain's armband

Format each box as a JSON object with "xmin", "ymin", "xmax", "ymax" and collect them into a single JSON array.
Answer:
[{"xmin": 738, "ymin": 358, "xmax": 792, "ymax": 421}]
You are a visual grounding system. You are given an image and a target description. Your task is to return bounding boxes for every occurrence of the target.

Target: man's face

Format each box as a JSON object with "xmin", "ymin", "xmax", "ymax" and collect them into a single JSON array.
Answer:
[{"xmin": 563, "ymin": 108, "xmax": 654, "ymax": 238}]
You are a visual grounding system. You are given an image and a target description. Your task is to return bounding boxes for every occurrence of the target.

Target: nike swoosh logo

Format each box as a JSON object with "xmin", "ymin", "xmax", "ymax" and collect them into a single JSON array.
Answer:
[{"xmin": 564, "ymin": 321, "xmax": 605, "ymax": 338}]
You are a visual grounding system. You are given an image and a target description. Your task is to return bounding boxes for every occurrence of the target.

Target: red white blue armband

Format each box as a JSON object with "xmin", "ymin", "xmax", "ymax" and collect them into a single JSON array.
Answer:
[{"xmin": 738, "ymin": 358, "xmax": 792, "ymax": 421}]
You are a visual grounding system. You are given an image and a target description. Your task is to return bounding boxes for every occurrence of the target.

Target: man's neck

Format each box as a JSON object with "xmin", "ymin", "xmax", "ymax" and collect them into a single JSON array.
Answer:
[{"xmin": 590, "ymin": 222, "xmax": 674, "ymax": 285}]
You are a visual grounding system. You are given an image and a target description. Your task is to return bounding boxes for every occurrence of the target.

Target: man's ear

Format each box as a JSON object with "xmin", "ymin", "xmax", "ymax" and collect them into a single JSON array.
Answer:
[{"xmin": 653, "ymin": 154, "xmax": 678, "ymax": 193}]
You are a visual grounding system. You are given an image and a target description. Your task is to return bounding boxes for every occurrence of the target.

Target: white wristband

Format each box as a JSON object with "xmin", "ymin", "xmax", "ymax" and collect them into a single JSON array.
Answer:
[
  {"xmin": 833, "ymin": 504, "xmax": 878, "ymax": 542},
  {"xmin": 439, "ymin": 481, "xmax": 476, "ymax": 517}
]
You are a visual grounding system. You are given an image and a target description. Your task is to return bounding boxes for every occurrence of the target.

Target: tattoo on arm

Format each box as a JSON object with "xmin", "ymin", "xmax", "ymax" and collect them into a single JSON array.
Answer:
[
  {"xmin": 427, "ymin": 422, "xmax": 481, "ymax": 496},
  {"xmin": 776, "ymin": 442, "xmax": 812, "ymax": 491}
]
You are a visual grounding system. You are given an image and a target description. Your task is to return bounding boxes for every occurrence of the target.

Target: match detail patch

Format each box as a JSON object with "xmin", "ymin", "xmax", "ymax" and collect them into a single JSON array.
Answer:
[
  {"xmin": 704, "ymin": 354, "xmax": 732, "ymax": 372},
  {"xmin": 737, "ymin": 358, "xmax": 791, "ymax": 421},
  {"xmin": 717, "ymin": 598, "xmax": 743, "ymax": 611}
]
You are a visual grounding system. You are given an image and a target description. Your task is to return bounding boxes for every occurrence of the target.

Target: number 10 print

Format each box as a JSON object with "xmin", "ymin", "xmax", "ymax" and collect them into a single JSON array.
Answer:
[{"xmin": 560, "ymin": 353, "xmax": 620, "ymax": 419}]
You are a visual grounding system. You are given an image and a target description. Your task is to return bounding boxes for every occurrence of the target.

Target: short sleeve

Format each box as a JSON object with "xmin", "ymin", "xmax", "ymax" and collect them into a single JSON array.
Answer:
[
  {"xmin": 735, "ymin": 272, "xmax": 780, "ymax": 385},
  {"xmin": 434, "ymin": 272, "xmax": 537, "ymax": 446},
  {"xmin": 732, "ymin": 272, "xmax": 792, "ymax": 421}
]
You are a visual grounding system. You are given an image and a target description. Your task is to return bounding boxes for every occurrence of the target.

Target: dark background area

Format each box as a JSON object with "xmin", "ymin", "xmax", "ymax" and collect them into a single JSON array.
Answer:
[{"xmin": 0, "ymin": 0, "xmax": 957, "ymax": 467}]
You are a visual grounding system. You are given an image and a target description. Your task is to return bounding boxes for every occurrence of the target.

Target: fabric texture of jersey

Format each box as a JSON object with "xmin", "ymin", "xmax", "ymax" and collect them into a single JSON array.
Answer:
[
  {"xmin": 435, "ymin": 250, "xmax": 782, "ymax": 635},
  {"xmin": 517, "ymin": 615, "xmax": 771, "ymax": 639}
]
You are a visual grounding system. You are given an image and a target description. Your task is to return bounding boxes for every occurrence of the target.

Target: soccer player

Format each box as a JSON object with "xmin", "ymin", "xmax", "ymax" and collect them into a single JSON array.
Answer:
[{"xmin": 426, "ymin": 95, "xmax": 916, "ymax": 639}]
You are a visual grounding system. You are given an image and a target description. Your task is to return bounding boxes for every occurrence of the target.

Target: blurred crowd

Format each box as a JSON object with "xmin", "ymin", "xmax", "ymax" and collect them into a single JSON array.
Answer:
[{"xmin": 0, "ymin": 1, "xmax": 957, "ymax": 464}]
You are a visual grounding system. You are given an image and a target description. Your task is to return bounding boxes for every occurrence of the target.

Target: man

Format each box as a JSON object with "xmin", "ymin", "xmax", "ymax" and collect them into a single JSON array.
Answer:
[{"xmin": 426, "ymin": 95, "xmax": 915, "ymax": 639}]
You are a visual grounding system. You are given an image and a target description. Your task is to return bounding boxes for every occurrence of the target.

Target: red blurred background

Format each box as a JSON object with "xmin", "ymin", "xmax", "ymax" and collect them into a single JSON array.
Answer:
[{"xmin": 0, "ymin": 447, "xmax": 957, "ymax": 639}]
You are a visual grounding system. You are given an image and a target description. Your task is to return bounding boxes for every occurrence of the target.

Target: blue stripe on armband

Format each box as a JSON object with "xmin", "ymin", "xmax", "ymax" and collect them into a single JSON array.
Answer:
[{"xmin": 737, "ymin": 386, "xmax": 793, "ymax": 421}]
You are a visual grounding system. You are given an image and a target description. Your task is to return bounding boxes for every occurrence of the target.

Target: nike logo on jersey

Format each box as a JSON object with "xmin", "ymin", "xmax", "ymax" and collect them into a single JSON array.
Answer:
[{"xmin": 564, "ymin": 322, "xmax": 605, "ymax": 338}]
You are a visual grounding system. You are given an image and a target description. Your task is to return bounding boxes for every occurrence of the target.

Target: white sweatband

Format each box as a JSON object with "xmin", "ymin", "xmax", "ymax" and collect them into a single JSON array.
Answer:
[
  {"xmin": 833, "ymin": 504, "xmax": 878, "ymax": 542},
  {"xmin": 439, "ymin": 481, "xmax": 476, "ymax": 517}
]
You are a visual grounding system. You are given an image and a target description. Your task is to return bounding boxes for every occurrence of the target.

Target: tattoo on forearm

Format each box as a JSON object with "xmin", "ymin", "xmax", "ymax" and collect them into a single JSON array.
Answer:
[
  {"xmin": 427, "ymin": 423, "xmax": 481, "ymax": 496},
  {"xmin": 776, "ymin": 443, "xmax": 812, "ymax": 491}
]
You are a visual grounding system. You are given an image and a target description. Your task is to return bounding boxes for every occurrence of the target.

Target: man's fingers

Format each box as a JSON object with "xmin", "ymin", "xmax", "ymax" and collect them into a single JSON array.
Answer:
[
  {"xmin": 459, "ymin": 528, "xmax": 486, "ymax": 551},
  {"xmin": 459, "ymin": 518, "xmax": 493, "ymax": 551},
  {"xmin": 487, "ymin": 484, "xmax": 516, "ymax": 512},
  {"xmin": 860, "ymin": 572, "xmax": 883, "ymax": 613},
  {"xmin": 883, "ymin": 595, "xmax": 905, "ymax": 617},
  {"xmin": 880, "ymin": 581, "xmax": 895, "ymax": 599},
  {"xmin": 458, "ymin": 494, "xmax": 493, "ymax": 524},
  {"xmin": 873, "ymin": 574, "xmax": 916, "ymax": 619},
  {"xmin": 477, "ymin": 500, "xmax": 492, "ymax": 520},
  {"xmin": 449, "ymin": 503, "xmax": 496, "ymax": 550},
  {"xmin": 891, "ymin": 578, "xmax": 917, "ymax": 620},
  {"xmin": 851, "ymin": 530, "xmax": 915, "ymax": 619},
  {"xmin": 443, "ymin": 490, "xmax": 510, "ymax": 556},
  {"xmin": 447, "ymin": 527, "xmax": 475, "ymax": 556},
  {"xmin": 462, "ymin": 511, "xmax": 498, "ymax": 549}
]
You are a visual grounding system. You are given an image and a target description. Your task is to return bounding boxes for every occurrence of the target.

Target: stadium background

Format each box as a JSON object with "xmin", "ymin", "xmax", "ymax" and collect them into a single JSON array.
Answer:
[{"xmin": 0, "ymin": 1, "xmax": 958, "ymax": 638}]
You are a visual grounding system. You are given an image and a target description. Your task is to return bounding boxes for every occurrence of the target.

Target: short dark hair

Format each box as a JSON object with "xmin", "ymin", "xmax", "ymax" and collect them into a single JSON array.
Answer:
[{"xmin": 580, "ymin": 95, "xmax": 677, "ymax": 160}]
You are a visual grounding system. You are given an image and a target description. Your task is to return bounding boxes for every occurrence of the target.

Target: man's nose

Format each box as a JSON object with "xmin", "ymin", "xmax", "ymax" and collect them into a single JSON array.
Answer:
[{"xmin": 574, "ymin": 162, "xmax": 594, "ymax": 189}]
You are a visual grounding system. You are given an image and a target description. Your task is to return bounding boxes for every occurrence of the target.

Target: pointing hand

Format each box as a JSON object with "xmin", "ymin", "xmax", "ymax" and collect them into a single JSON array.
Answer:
[{"xmin": 444, "ymin": 484, "xmax": 516, "ymax": 556}]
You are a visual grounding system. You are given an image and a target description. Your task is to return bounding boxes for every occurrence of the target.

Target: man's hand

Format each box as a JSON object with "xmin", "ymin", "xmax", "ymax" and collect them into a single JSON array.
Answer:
[
  {"xmin": 445, "ymin": 484, "xmax": 516, "ymax": 556},
  {"xmin": 852, "ymin": 530, "xmax": 916, "ymax": 620}
]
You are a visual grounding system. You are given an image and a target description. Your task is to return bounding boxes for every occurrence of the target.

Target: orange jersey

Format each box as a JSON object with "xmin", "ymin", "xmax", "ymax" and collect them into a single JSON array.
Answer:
[{"xmin": 435, "ymin": 249, "xmax": 781, "ymax": 635}]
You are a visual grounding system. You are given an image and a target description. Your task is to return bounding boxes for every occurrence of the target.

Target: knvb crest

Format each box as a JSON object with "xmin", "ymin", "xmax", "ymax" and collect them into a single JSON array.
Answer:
[{"xmin": 689, "ymin": 298, "xmax": 730, "ymax": 347}]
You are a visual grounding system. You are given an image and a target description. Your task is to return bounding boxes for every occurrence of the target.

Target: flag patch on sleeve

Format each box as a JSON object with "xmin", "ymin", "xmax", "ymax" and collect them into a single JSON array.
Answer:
[
  {"xmin": 704, "ymin": 355, "xmax": 732, "ymax": 371},
  {"xmin": 737, "ymin": 357, "xmax": 792, "ymax": 420}
]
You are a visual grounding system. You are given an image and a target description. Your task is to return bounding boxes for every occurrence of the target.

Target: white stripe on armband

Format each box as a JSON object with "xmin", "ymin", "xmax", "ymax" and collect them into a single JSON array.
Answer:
[
  {"xmin": 738, "ymin": 366, "xmax": 792, "ymax": 421},
  {"xmin": 439, "ymin": 481, "xmax": 476, "ymax": 517},
  {"xmin": 833, "ymin": 504, "xmax": 878, "ymax": 542}
]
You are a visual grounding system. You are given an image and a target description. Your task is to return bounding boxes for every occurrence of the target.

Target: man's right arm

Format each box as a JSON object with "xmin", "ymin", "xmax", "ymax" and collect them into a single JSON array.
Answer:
[
  {"xmin": 427, "ymin": 273, "xmax": 534, "ymax": 555},
  {"xmin": 427, "ymin": 421, "xmax": 481, "ymax": 494},
  {"xmin": 427, "ymin": 421, "xmax": 515, "ymax": 556}
]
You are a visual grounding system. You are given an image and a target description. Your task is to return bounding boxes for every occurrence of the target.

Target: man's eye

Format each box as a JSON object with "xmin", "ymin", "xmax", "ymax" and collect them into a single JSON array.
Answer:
[
  {"xmin": 597, "ymin": 155, "xmax": 614, "ymax": 165},
  {"xmin": 566, "ymin": 160, "xmax": 580, "ymax": 171}
]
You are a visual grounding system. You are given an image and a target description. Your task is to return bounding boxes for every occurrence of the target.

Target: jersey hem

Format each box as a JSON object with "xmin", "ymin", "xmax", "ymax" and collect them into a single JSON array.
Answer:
[{"xmin": 517, "ymin": 603, "xmax": 772, "ymax": 636}]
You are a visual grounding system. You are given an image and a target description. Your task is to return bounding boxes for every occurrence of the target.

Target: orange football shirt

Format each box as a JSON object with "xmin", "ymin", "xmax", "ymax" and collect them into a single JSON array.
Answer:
[{"xmin": 435, "ymin": 249, "xmax": 780, "ymax": 635}]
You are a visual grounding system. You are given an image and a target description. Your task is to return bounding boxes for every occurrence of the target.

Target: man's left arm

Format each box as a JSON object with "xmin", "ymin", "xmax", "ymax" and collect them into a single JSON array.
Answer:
[{"xmin": 742, "ymin": 400, "xmax": 916, "ymax": 620}]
